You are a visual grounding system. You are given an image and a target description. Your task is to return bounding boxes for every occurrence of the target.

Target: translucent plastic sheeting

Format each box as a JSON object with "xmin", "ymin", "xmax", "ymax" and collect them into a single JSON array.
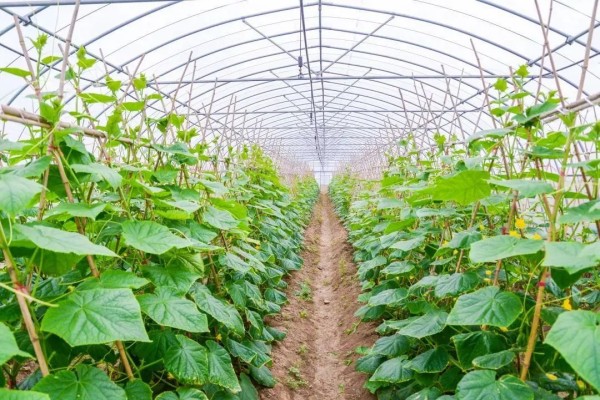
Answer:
[{"xmin": 0, "ymin": 0, "xmax": 599, "ymax": 181}]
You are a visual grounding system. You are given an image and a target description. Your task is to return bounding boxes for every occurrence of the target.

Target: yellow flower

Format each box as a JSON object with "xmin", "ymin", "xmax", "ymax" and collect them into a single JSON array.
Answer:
[
  {"xmin": 509, "ymin": 230, "xmax": 520, "ymax": 238},
  {"xmin": 546, "ymin": 373, "xmax": 558, "ymax": 381},
  {"xmin": 500, "ymin": 326, "xmax": 508, "ymax": 332},
  {"xmin": 479, "ymin": 224, "xmax": 485, "ymax": 231},
  {"xmin": 531, "ymin": 233, "xmax": 542, "ymax": 240},
  {"xmin": 562, "ymin": 298, "xmax": 573, "ymax": 311},
  {"xmin": 515, "ymin": 218, "xmax": 526, "ymax": 230},
  {"xmin": 577, "ymin": 380, "xmax": 585, "ymax": 390},
  {"xmin": 442, "ymin": 240, "xmax": 449, "ymax": 247},
  {"xmin": 216, "ymin": 333, "xmax": 222, "ymax": 341},
  {"xmin": 485, "ymin": 270, "xmax": 493, "ymax": 276},
  {"xmin": 409, "ymin": 275, "xmax": 415, "ymax": 280},
  {"xmin": 453, "ymin": 249, "xmax": 458, "ymax": 255}
]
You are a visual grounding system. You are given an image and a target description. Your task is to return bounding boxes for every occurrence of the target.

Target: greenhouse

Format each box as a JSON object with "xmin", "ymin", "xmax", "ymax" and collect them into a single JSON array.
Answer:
[{"xmin": 0, "ymin": 0, "xmax": 598, "ymax": 399}]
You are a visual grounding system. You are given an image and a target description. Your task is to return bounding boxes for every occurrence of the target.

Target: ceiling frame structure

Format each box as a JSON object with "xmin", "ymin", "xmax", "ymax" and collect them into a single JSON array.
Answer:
[{"xmin": 0, "ymin": 0, "xmax": 598, "ymax": 181}]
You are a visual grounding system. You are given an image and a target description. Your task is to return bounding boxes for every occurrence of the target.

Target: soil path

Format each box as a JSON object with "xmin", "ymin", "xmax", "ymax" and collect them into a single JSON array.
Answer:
[{"xmin": 261, "ymin": 192, "xmax": 377, "ymax": 400}]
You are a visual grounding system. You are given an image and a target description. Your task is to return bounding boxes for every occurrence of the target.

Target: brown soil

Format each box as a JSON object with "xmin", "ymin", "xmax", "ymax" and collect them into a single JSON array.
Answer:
[{"xmin": 261, "ymin": 192, "xmax": 377, "ymax": 400}]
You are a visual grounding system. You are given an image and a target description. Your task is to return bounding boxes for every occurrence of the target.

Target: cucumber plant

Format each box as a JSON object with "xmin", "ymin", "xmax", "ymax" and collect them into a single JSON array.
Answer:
[
  {"xmin": 330, "ymin": 66, "xmax": 599, "ymax": 400},
  {"xmin": 0, "ymin": 35, "xmax": 319, "ymax": 399}
]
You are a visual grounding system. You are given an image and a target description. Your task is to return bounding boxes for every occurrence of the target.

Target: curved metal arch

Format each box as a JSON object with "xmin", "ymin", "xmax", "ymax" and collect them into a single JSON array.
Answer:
[
  {"xmin": 211, "ymin": 83, "xmax": 486, "ymax": 136},
  {"xmin": 106, "ymin": 1, "xmax": 581, "ymax": 92},
  {"xmin": 178, "ymin": 65, "xmax": 490, "ymax": 134}
]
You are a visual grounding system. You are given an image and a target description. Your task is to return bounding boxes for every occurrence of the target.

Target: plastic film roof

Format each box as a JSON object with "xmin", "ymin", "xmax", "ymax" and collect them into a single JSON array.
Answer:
[{"xmin": 1, "ymin": 0, "xmax": 599, "ymax": 181}]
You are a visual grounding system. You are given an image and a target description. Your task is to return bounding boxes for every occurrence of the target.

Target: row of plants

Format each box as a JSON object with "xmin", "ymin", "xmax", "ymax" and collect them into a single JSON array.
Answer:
[
  {"xmin": 0, "ymin": 34, "xmax": 320, "ymax": 399},
  {"xmin": 330, "ymin": 66, "xmax": 599, "ymax": 399}
]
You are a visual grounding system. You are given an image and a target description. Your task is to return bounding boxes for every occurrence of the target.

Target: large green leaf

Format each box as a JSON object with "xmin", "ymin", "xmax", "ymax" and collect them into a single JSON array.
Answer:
[
  {"xmin": 447, "ymin": 287, "xmax": 522, "ymax": 327},
  {"xmin": 456, "ymin": 370, "xmax": 533, "ymax": 400},
  {"xmin": 0, "ymin": 322, "xmax": 31, "ymax": 365},
  {"xmin": 0, "ymin": 389, "xmax": 49, "ymax": 400},
  {"xmin": 155, "ymin": 388, "xmax": 208, "ymax": 400},
  {"xmin": 559, "ymin": 199, "xmax": 600, "ymax": 224},
  {"xmin": 420, "ymin": 170, "xmax": 491, "ymax": 206},
  {"xmin": 469, "ymin": 236, "xmax": 543, "ymax": 263},
  {"xmin": 78, "ymin": 270, "xmax": 149, "ymax": 290},
  {"xmin": 33, "ymin": 364, "xmax": 127, "ymax": 400},
  {"xmin": 543, "ymin": 242, "xmax": 598, "ymax": 274},
  {"xmin": 15, "ymin": 225, "xmax": 117, "ymax": 257},
  {"xmin": 545, "ymin": 310, "xmax": 600, "ymax": 391},
  {"xmin": 124, "ymin": 380, "xmax": 152, "ymax": 400},
  {"xmin": 408, "ymin": 347, "xmax": 449, "ymax": 373},
  {"xmin": 122, "ymin": 221, "xmax": 192, "ymax": 255},
  {"xmin": 71, "ymin": 163, "xmax": 122, "ymax": 189},
  {"xmin": 372, "ymin": 334, "xmax": 410, "ymax": 357},
  {"xmin": 467, "ymin": 128, "xmax": 513, "ymax": 143},
  {"xmin": 0, "ymin": 174, "xmax": 43, "ymax": 216},
  {"xmin": 164, "ymin": 335, "xmax": 209, "ymax": 385},
  {"xmin": 41, "ymin": 288, "xmax": 149, "ymax": 346},
  {"xmin": 434, "ymin": 272, "xmax": 480, "ymax": 298},
  {"xmin": 206, "ymin": 340, "xmax": 241, "ymax": 393},
  {"xmin": 489, "ymin": 179, "xmax": 554, "ymax": 198},
  {"xmin": 143, "ymin": 264, "xmax": 201, "ymax": 294},
  {"xmin": 472, "ymin": 350, "xmax": 515, "ymax": 370},
  {"xmin": 203, "ymin": 206, "xmax": 239, "ymax": 230},
  {"xmin": 189, "ymin": 284, "xmax": 244, "ymax": 336},
  {"xmin": 397, "ymin": 310, "xmax": 448, "ymax": 338},
  {"xmin": 46, "ymin": 202, "xmax": 107, "ymax": 220},
  {"xmin": 138, "ymin": 287, "xmax": 208, "ymax": 333},
  {"xmin": 452, "ymin": 331, "xmax": 506, "ymax": 370},
  {"xmin": 369, "ymin": 356, "xmax": 414, "ymax": 384},
  {"xmin": 368, "ymin": 288, "xmax": 408, "ymax": 307},
  {"xmin": 390, "ymin": 236, "xmax": 426, "ymax": 252}
]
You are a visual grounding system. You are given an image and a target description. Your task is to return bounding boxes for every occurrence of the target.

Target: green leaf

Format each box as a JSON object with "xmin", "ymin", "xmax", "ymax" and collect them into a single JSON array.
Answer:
[
  {"xmin": 164, "ymin": 335, "xmax": 209, "ymax": 385},
  {"xmin": 15, "ymin": 225, "xmax": 117, "ymax": 257},
  {"xmin": 122, "ymin": 101, "xmax": 145, "ymax": 111},
  {"xmin": 369, "ymin": 356, "xmax": 414, "ymax": 384},
  {"xmin": 472, "ymin": 350, "xmax": 515, "ymax": 370},
  {"xmin": 456, "ymin": 370, "xmax": 533, "ymax": 400},
  {"xmin": 238, "ymin": 373, "xmax": 259, "ymax": 400},
  {"xmin": 138, "ymin": 287, "xmax": 208, "ymax": 333},
  {"xmin": 122, "ymin": 220, "xmax": 192, "ymax": 255},
  {"xmin": 189, "ymin": 284, "xmax": 245, "ymax": 336},
  {"xmin": 143, "ymin": 264, "xmax": 200, "ymax": 294},
  {"xmin": 71, "ymin": 163, "xmax": 122, "ymax": 189},
  {"xmin": 397, "ymin": 310, "xmax": 448, "ymax": 338},
  {"xmin": 206, "ymin": 340, "xmax": 241, "ymax": 393},
  {"xmin": 372, "ymin": 334, "xmax": 410, "ymax": 357},
  {"xmin": 78, "ymin": 93, "xmax": 116, "ymax": 104},
  {"xmin": 469, "ymin": 236, "xmax": 543, "ymax": 263},
  {"xmin": 448, "ymin": 230, "xmax": 482, "ymax": 249},
  {"xmin": 543, "ymin": 242, "xmax": 598, "ymax": 274},
  {"xmin": 33, "ymin": 365, "xmax": 127, "ymax": 400},
  {"xmin": 0, "ymin": 67, "xmax": 31, "ymax": 77},
  {"xmin": 203, "ymin": 206, "xmax": 240, "ymax": 230},
  {"xmin": 489, "ymin": 179, "xmax": 554, "ymax": 198},
  {"xmin": 155, "ymin": 388, "xmax": 208, "ymax": 400},
  {"xmin": 421, "ymin": 170, "xmax": 491, "ymax": 206},
  {"xmin": 0, "ymin": 174, "xmax": 43, "ymax": 216},
  {"xmin": 452, "ymin": 331, "xmax": 506, "ymax": 370},
  {"xmin": 200, "ymin": 179, "xmax": 229, "ymax": 196},
  {"xmin": 390, "ymin": 236, "xmax": 426, "ymax": 252},
  {"xmin": 0, "ymin": 322, "xmax": 31, "ymax": 365},
  {"xmin": 447, "ymin": 286, "xmax": 522, "ymax": 327},
  {"xmin": 41, "ymin": 288, "xmax": 149, "ymax": 346},
  {"xmin": 368, "ymin": 288, "xmax": 408, "ymax": 307},
  {"xmin": 46, "ymin": 202, "xmax": 107, "ymax": 220},
  {"xmin": 545, "ymin": 310, "xmax": 600, "ymax": 391},
  {"xmin": 467, "ymin": 128, "xmax": 512, "ymax": 144},
  {"xmin": 408, "ymin": 347, "xmax": 449, "ymax": 373},
  {"xmin": 10, "ymin": 156, "xmax": 52, "ymax": 178},
  {"xmin": 559, "ymin": 199, "xmax": 600, "ymax": 224},
  {"xmin": 124, "ymin": 380, "xmax": 152, "ymax": 400},
  {"xmin": 434, "ymin": 272, "xmax": 480, "ymax": 298},
  {"xmin": 78, "ymin": 270, "xmax": 149, "ymax": 290},
  {"xmin": 0, "ymin": 389, "xmax": 49, "ymax": 400}
]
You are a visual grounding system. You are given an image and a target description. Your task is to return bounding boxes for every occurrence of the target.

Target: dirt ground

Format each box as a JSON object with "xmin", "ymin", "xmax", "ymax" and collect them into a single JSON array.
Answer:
[{"xmin": 261, "ymin": 192, "xmax": 377, "ymax": 400}]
